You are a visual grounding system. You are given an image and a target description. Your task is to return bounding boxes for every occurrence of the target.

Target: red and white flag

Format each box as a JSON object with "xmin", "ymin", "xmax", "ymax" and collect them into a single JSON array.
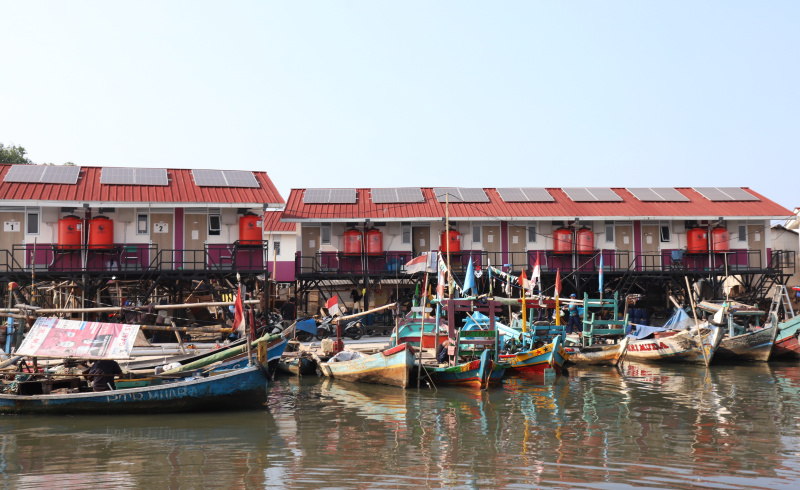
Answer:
[
  {"xmin": 554, "ymin": 269, "xmax": 562, "ymax": 299},
  {"xmin": 405, "ymin": 252, "xmax": 437, "ymax": 274},
  {"xmin": 233, "ymin": 285, "xmax": 246, "ymax": 336},
  {"xmin": 532, "ymin": 256, "xmax": 541, "ymax": 291},
  {"xmin": 325, "ymin": 295, "xmax": 342, "ymax": 317}
]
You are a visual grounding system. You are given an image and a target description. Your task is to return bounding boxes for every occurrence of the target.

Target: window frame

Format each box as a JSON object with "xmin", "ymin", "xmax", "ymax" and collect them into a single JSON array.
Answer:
[
  {"xmin": 660, "ymin": 223, "xmax": 671, "ymax": 243},
  {"xmin": 401, "ymin": 224, "xmax": 411, "ymax": 245},
  {"xmin": 208, "ymin": 214, "xmax": 221, "ymax": 236},
  {"xmin": 321, "ymin": 225, "xmax": 331, "ymax": 245},
  {"xmin": 26, "ymin": 208, "xmax": 40, "ymax": 235},
  {"xmin": 605, "ymin": 222, "xmax": 614, "ymax": 243},
  {"xmin": 136, "ymin": 212, "xmax": 149, "ymax": 236},
  {"xmin": 472, "ymin": 224, "xmax": 481, "ymax": 244},
  {"xmin": 527, "ymin": 224, "xmax": 537, "ymax": 243},
  {"xmin": 738, "ymin": 224, "xmax": 747, "ymax": 242}
]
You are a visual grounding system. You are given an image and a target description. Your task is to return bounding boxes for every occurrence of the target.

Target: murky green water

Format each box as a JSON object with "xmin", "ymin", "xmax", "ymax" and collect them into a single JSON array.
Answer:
[{"xmin": 1, "ymin": 363, "xmax": 799, "ymax": 489}]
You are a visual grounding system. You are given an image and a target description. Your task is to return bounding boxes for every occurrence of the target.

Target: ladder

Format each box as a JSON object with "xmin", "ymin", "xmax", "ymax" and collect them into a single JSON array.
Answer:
[{"xmin": 767, "ymin": 285, "xmax": 794, "ymax": 323}]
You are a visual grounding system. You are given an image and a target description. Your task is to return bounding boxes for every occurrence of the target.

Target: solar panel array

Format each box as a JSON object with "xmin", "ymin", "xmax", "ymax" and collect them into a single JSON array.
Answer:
[
  {"xmin": 562, "ymin": 187, "xmax": 623, "ymax": 202},
  {"xmin": 371, "ymin": 187, "xmax": 425, "ymax": 204},
  {"xmin": 496, "ymin": 187, "xmax": 555, "ymax": 202},
  {"xmin": 101, "ymin": 168, "xmax": 168, "ymax": 186},
  {"xmin": 192, "ymin": 169, "xmax": 259, "ymax": 188},
  {"xmin": 433, "ymin": 187, "xmax": 489, "ymax": 203},
  {"xmin": 4, "ymin": 165, "xmax": 80, "ymax": 184},
  {"xmin": 694, "ymin": 187, "xmax": 759, "ymax": 202},
  {"xmin": 626, "ymin": 187, "xmax": 690, "ymax": 202},
  {"xmin": 303, "ymin": 188, "xmax": 357, "ymax": 204}
]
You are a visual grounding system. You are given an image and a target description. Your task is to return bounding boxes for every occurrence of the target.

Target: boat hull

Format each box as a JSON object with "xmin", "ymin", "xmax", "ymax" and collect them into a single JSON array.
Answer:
[
  {"xmin": 320, "ymin": 344, "xmax": 415, "ymax": 388},
  {"xmin": 565, "ymin": 342, "xmax": 625, "ymax": 365},
  {"xmin": 0, "ymin": 365, "xmax": 269, "ymax": 415},
  {"xmin": 773, "ymin": 316, "xmax": 800, "ymax": 359},
  {"xmin": 500, "ymin": 338, "xmax": 568, "ymax": 376},
  {"xmin": 715, "ymin": 325, "xmax": 777, "ymax": 362},
  {"xmin": 425, "ymin": 358, "xmax": 507, "ymax": 387},
  {"xmin": 277, "ymin": 356, "xmax": 317, "ymax": 376},
  {"xmin": 623, "ymin": 329, "xmax": 719, "ymax": 365}
]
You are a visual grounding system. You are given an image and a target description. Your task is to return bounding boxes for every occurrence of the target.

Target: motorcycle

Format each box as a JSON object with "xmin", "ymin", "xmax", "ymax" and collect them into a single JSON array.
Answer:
[
  {"xmin": 314, "ymin": 317, "xmax": 365, "ymax": 341},
  {"xmin": 343, "ymin": 319, "xmax": 365, "ymax": 340}
]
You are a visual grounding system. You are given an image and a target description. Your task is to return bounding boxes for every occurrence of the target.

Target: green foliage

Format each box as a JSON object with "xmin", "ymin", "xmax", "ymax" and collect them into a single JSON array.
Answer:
[{"xmin": 0, "ymin": 143, "xmax": 32, "ymax": 164}]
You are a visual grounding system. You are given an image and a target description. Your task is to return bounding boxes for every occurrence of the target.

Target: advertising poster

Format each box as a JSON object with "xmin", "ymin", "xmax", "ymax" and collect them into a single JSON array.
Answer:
[{"xmin": 17, "ymin": 317, "xmax": 140, "ymax": 359}]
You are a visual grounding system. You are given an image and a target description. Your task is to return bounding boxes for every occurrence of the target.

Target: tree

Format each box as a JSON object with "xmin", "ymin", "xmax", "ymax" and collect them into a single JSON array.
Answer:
[{"xmin": 0, "ymin": 143, "xmax": 32, "ymax": 164}]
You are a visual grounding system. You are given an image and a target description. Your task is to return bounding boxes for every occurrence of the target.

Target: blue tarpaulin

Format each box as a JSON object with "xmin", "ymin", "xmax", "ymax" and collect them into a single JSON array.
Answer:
[
  {"xmin": 296, "ymin": 319, "xmax": 317, "ymax": 335},
  {"xmin": 627, "ymin": 324, "xmax": 668, "ymax": 339},
  {"xmin": 664, "ymin": 308, "xmax": 695, "ymax": 330}
]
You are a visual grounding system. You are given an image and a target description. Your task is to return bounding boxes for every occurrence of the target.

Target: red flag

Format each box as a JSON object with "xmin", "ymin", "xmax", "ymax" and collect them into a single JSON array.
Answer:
[
  {"xmin": 532, "ymin": 256, "xmax": 541, "ymax": 290},
  {"xmin": 554, "ymin": 269, "xmax": 562, "ymax": 299},
  {"xmin": 233, "ymin": 286, "xmax": 245, "ymax": 336},
  {"xmin": 325, "ymin": 295, "xmax": 341, "ymax": 316},
  {"xmin": 519, "ymin": 269, "xmax": 527, "ymax": 287}
]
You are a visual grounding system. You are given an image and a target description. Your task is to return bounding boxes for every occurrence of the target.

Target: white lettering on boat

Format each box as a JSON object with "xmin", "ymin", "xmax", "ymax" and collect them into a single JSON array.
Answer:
[{"xmin": 106, "ymin": 386, "xmax": 196, "ymax": 402}]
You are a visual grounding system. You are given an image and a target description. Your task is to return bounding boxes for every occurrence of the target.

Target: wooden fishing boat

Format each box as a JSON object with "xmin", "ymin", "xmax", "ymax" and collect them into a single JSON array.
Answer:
[
  {"xmin": 622, "ymin": 326, "xmax": 722, "ymax": 365},
  {"xmin": 500, "ymin": 336, "xmax": 569, "ymax": 376},
  {"xmin": 564, "ymin": 337, "xmax": 629, "ymax": 366},
  {"xmin": 0, "ymin": 363, "xmax": 269, "ymax": 415},
  {"xmin": 423, "ymin": 349, "xmax": 507, "ymax": 388},
  {"xmin": 277, "ymin": 353, "xmax": 317, "ymax": 376},
  {"xmin": 319, "ymin": 343, "xmax": 416, "ymax": 388},
  {"xmin": 772, "ymin": 314, "xmax": 800, "ymax": 359},
  {"xmin": 715, "ymin": 324, "xmax": 778, "ymax": 362},
  {"xmin": 204, "ymin": 336, "xmax": 288, "ymax": 374}
]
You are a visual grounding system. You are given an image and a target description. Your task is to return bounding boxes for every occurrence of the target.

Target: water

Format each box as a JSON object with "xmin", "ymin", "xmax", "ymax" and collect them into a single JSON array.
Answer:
[{"xmin": 2, "ymin": 362, "xmax": 800, "ymax": 489}]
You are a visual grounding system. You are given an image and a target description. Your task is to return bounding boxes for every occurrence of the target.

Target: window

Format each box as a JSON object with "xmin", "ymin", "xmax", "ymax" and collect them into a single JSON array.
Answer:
[
  {"xmin": 738, "ymin": 224, "xmax": 747, "ymax": 242},
  {"xmin": 527, "ymin": 224, "xmax": 537, "ymax": 243},
  {"xmin": 273, "ymin": 240, "xmax": 281, "ymax": 256},
  {"xmin": 321, "ymin": 225, "xmax": 331, "ymax": 245},
  {"xmin": 208, "ymin": 214, "xmax": 221, "ymax": 236},
  {"xmin": 472, "ymin": 225, "xmax": 481, "ymax": 243},
  {"xmin": 137, "ymin": 213, "xmax": 149, "ymax": 235},
  {"xmin": 401, "ymin": 224, "xmax": 411, "ymax": 244},
  {"xmin": 660, "ymin": 224, "xmax": 671, "ymax": 242},
  {"xmin": 605, "ymin": 223, "xmax": 614, "ymax": 243},
  {"xmin": 26, "ymin": 210, "xmax": 40, "ymax": 235}
]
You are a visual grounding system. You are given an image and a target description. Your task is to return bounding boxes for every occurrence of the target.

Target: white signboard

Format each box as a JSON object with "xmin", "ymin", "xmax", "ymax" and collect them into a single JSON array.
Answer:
[
  {"xmin": 154, "ymin": 222, "xmax": 169, "ymax": 233},
  {"xmin": 4, "ymin": 221, "xmax": 20, "ymax": 232}
]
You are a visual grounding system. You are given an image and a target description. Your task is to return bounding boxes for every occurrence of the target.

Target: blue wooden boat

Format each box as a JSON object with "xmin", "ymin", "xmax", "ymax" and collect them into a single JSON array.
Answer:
[
  {"xmin": 0, "ymin": 363, "xmax": 269, "ymax": 415},
  {"xmin": 424, "ymin": 349, "xmax": 506, "ymax": 388},
  {"xmin": 500, "ymin": 336, "xmax": 569, "ymax": 377},
  {"xmin": 206, "ymin": 336, "xmax": 288, "ymax": 374}
]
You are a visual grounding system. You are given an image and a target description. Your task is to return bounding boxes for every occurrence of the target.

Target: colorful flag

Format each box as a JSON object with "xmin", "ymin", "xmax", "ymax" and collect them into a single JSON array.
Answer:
[
  {"xmin": 519, "ymin": 269, "xmax": 528, "ymax": 295},
  {"xmin": 463, "ymin": 258, "xmax": 476, "ymax": 295},
  {"xmin": 296, "ymin": 318, "xmax": 318, "ymax": 335},
  {"xmin": 233, "ymin": 285, "xmax": 246, "ymax": 336},
  {"xmin": 325, "ymin": 295, "xmax": 341, "ymax": 317},
  {"xmin": 532, "ymin": 256, "xmax": 541, "ymax": 292},
  {"xmin": 598, "ymin": 255, "xmax": 604, "ymax": 293},
  {"xmin": 405, "ymin": 252, "xmax": 436, "ymax": 274}
]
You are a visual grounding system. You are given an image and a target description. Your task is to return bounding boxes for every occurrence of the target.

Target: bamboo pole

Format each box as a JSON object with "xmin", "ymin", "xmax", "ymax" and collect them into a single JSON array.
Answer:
[
  {"xmin": 333, "ymin": 302, "xmax": 396, "ymax": 323},
  {"xmin": 0, "ymin": 299, "xmax": 260, "ymax": 315},
  {"xmin": 417, "ymin": 273, "xmax": 429, "ymax": 389}
]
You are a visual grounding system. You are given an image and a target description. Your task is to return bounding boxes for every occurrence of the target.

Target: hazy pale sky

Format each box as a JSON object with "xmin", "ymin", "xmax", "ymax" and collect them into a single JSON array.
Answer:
[{"xmin": 1, "ymin": 1, "xmax": 798, "ymax": 210}]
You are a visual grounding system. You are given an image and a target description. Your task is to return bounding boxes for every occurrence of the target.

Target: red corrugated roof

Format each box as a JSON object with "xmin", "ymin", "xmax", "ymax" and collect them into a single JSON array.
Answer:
[
  {"xmin": 0, "ymin": 164, "xmax": 284, "ymax": 206},
  {"xmin": 262, "ymin": 210, "xmax": 296, "ymax": 232},
  {"xmin": 281, "ymin": 187, "xmax": 792, "ymax": 221}
]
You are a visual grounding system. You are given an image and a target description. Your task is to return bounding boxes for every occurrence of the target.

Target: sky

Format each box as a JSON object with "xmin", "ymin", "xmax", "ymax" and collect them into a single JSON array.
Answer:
[{"xmin": 1, "ymin": 1, "xmax": 798, "ymax": 210}]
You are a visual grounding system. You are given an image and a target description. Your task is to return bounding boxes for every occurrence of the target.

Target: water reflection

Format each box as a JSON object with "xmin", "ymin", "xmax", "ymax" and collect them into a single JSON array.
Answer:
[{"xmin": 1, "ymin": 364, "xmax": 800, "ymax": 488}]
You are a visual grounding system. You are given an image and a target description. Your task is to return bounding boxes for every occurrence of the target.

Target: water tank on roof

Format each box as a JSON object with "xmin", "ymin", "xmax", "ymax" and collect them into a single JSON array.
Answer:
[
  {"xmin": 343, "ymin": 229, "xmax": 363, "ymax": 255},
  {"xmin": 239, "ymin": 213, "xmax": 262, "ymax": 246},
  {"xmin": 439, "ymin": 229, "xmax": 461, "ymax": 254},
  {"xmin": 553, "ymin": 228, "xmax": 573, "ymax": 254},
  {"xmin": 711, "ymin": 227, "xmax": 730, "ymax": 253},
  {"xmin": 687, "ymin": 227, "xmax": 708, "ymax": 254},
  {"xmin": 88, "ymin": 216, "xmax": 114, "ymax": 250},
  {"xmin": 366, "ymin": 228, "xmax": 383, "ymax": 255},
  {"xmin": 576, "ymin": 228, "xmax": 594, "ymax": 254},
  {"xmin": 57, "ymin": 215, "xmax": 83, "ymax": 250}
]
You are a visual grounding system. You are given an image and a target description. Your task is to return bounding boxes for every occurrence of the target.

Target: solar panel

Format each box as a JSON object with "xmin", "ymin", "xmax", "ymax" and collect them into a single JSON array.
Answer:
[
  {"xmin": 371, "ymin": 188, "xmax": 424, "ymax": 203},
  {"xmin": 5, "ymin": 165, "xmax": 45, "ymax": 182},
  {"xmin": 303, "ymin": 189, "xmax": 331, "ymax": 203},
  {"xmin": 100, "ymin": 168, "xmax": 135, "ymax": 184},
  {"xmin": 562, "ymin": 188, "xmax": 597, "ymax": 202},
  {"xmin": 329, "ymin": 188, "xmax": 357, "ymax": 203},
  {"xmin": 433, "ymin": 188, "xmax": 488, "ymax": 203},
  {"xmin": 222, "ymin": 170, "xmax": 259, "ymax": 188},
  {"xmin": 627, "ymin": 187, "xmax": 689, "ymax": 202},
  {"xmin": 41, "ymin": 166, "xmax": 80, "ymax": 184},
  {"xmin": 694, "ymin": 187, "xmax": 735, "ymax": 201},
  {"xmin": 135, "ymin": 168, "xmax": 169, "ymax": 186},
  {"xmin": 193, "ymin": 169, "xmax": 226, "ymax": 186},
  {"xmin": 496, "ymin": 187, "xmax": 553, "ymax": 202},
  {"xmin": 433, "ymin": 188, "xmax": 463, "ymax": 203},
  {"xmin": 718, "ymin": 187, "xmax": 759, "ymax": 201},
  {"xmin": 588, "ymin": 188, "xmax": 623, "ymax": 201}
]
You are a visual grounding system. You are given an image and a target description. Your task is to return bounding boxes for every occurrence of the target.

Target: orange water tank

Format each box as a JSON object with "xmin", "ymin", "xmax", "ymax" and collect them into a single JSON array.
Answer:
[
  {"xmin": 439, "ymin": 229, "xmax": 461, "ymax": 254},
  {"xmin": 553, "ymin": 228, "xmax": 573, "ymax": 254},
  {"xmin": 687, "ymin": 227, "xmax": 708, "ymax": 254},
  {"xmin": 57, "ymin": 215, "xmax": 83, "ymax": 250},
  {"xmin": 343, "ymin": 229, "xmax": 363, "ymax": 255},
  {"xmin": 365, "ymin": 228, "xmax": 383, "ymax": 255},
  {"xmin": 576, "ymin": 228, "xmax": 594, "ymax": 254},
  {"xmin": 239, "ymin": 213, "xmax": 262, "ymax": 246},
  {"xmin": 88, "ymin": 216, "xmax": 114, "ymax": 250},
  {"xmin": 711, "ymin": 227, "xmax": 730, "ymax": 253}
]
